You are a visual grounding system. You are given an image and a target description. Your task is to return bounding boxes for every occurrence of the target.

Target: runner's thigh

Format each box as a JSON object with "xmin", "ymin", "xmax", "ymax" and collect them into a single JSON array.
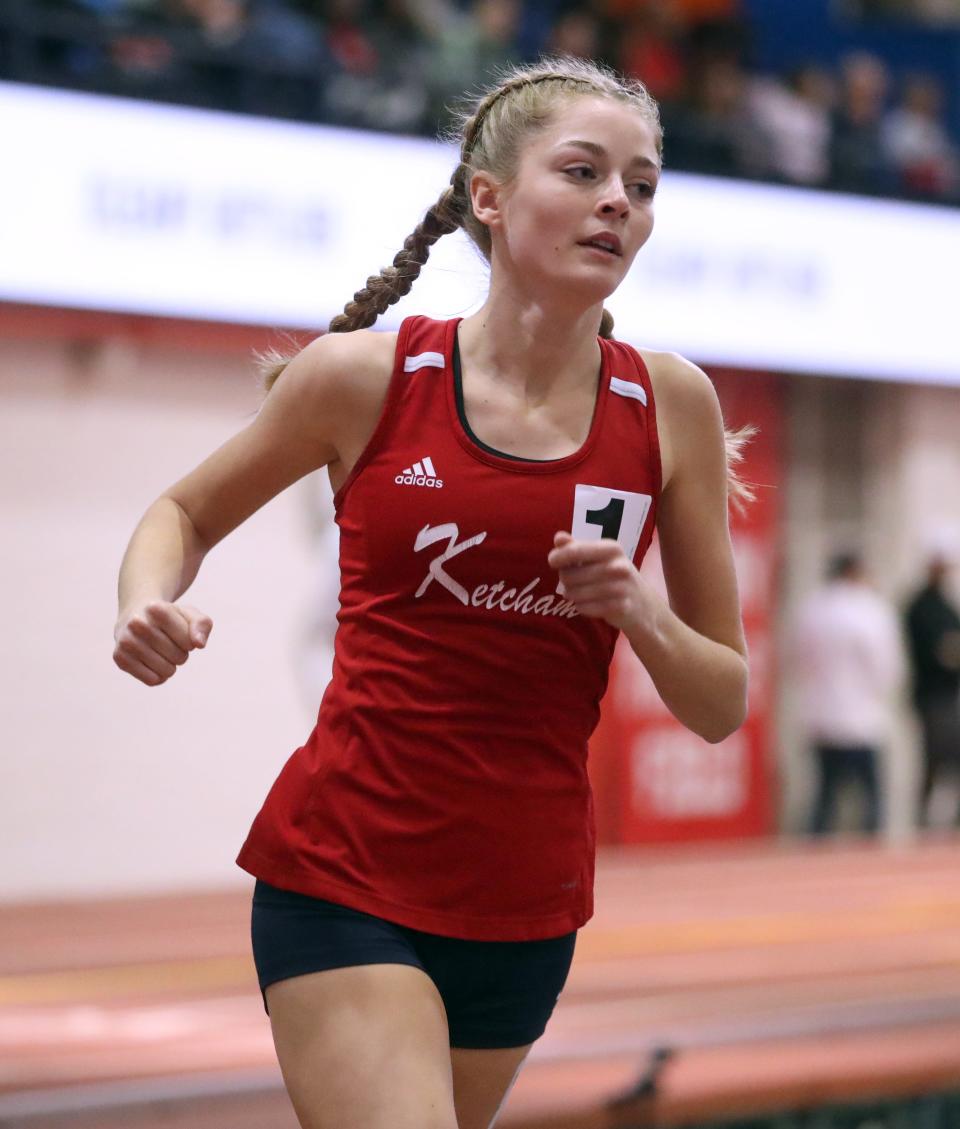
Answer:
[
  {"xmin": 451, "ymin": 1044, "xmax": 532, "ymax": 1129},
  {"xmin": 266, "ymin": 964, "xmax": 458, "ymax": 1129}
]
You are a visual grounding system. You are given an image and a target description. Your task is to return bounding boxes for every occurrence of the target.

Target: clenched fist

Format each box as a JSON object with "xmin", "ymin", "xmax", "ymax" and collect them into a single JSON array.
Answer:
[
  {"xmin": 113, "ymin": 601, "xmax": 212, "ymax": 686},
  {"xmin": 548, "ymin": 530, "xmax": 647, "ymax": 633}
]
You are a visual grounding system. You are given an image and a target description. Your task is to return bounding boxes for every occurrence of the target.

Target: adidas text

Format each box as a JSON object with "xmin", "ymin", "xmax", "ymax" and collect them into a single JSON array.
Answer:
[{"xmin": 395, "ymin": 474, "xmax": 444, "ymax": 488}]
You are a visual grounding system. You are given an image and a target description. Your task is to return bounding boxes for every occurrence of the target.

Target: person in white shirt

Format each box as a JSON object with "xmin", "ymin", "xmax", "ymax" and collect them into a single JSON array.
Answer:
[
  {"xmin": 883, "ymin": 73, "xmax": 959, "ymax": 202},
  {"xmin": 789, "ymin": 553, "xmax": 905, "ymax": 835}
]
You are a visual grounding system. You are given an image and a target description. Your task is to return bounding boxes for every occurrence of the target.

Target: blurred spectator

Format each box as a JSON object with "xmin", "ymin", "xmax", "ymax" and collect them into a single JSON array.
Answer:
[
  {"xmin": 425, "ymin": 0, "xmax": 520, "ymax": 133},
  {"xmin": 179, "ymin": 0, "xmax": 323, "ymax": 69},
  {"xmin": 749, "ymin": 64, "xmax": 834, "ymax": 187},
  {"xmin": 321, "ymin": 0, "xmax": 431, "ymax": 131},
  {"xmin": 662, "ymin": 49, "xmax": 773, "ymax": 179},
  {"xmin": 789, "ymin": 553, "xmax": 905, "ymax": 836},
  {"xmin": 44, "ymin": 0, "xmax": 162, "ymax": 13},
  {"xmin": 66, "ymin": 0, "xmax": 161, "ymax": 12},
  {"xmin": 615, "ymin": 2, "xmax": 686, "ymax": 102},
  {"xmin": 672, "ymin": 0, "xmax": 740, "ymax": 18},
  {"xmin": 883, "ymin": 73, "xmax": 959, "ymax": 201},
  {"xmin": 829, "ymin": 51, "xmax": 895, "ymax": 195},
  {"xmin": 848, "ymin": 0, "xmax": 914, "ymax": 16},
  {"xmin": 603, "ymin": 0, "xmax": 739, "ymax": 20},
  {"xmin": 545, "ymin": 6, "xmax": 602, "ymax": 64},
  {"xmin": 511, "ymin": 0, "xmax": 564, "ymax": 59},
  {"xmin": 171, "ymin": 0, "xmax": 326, "ymax": 115},
  {"xmin": 853, "ymin": 0, "xmax": 960, "ymax": 23},
  {"xmin": 914, "ymin": 0, "xmax": 960, "ymax": 22},
  {"xmin": 323, "ymin": 0, "xmax": 378, "ymax": 78},
  {"xmin": 904, "ymin": 539, "xmax": 960, "ymax": 828},
  {"xmin": 25, "ymin": 1, "xmax": 176, "ymax": 91},
  {"xmin": 107, "ymin": 7, "xmax": 178, "ymax": 87},
  {"xmin": 370, "ymin": 0, "xmax": 433, "ymax": 129}
]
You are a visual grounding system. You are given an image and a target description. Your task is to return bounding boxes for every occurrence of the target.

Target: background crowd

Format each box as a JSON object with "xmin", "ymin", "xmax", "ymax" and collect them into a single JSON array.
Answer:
[{"xmin": 1, "ymin": 0, "xmax": 959, "ymax": 203}]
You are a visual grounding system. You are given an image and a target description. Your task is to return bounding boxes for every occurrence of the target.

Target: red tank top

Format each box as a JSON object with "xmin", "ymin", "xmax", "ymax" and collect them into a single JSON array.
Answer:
[{"xmin": 236, "ymin": 315, "xmax": 662, "ymax": 940}]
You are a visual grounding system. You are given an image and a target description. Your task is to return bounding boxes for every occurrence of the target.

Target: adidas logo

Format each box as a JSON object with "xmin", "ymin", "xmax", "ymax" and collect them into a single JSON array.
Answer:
[{"xmin": 395, "ymin": 455, "xmax": 444, "ymax": 489}]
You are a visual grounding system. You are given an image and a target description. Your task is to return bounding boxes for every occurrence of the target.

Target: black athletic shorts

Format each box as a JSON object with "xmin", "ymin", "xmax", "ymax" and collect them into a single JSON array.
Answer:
[{"xmin": 250, "ymin": 879, "xmax": 577, "ymax": 1049}]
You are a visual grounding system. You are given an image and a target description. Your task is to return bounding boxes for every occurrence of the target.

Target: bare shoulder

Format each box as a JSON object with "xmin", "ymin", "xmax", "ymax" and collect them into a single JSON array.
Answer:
[
  {"xmin": 637, "ymin": 347, "xmax": 720, "ymax": 422},
  {"xmin": 277, "ymin": 328, "xmax": 397, "ymax": 418},
  {"xmin": 634, "ymin": 348, "xmax": 723, "ymax": 490},
  {"xmin": 268, "ymin": 329, "xmax": 397, "ymax": 478}
]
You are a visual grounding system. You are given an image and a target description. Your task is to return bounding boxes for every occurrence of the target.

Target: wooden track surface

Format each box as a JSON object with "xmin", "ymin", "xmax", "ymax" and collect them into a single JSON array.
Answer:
[{"xmin": 2, "ymin": 836, "xmax": 959, "ymax": 1128}]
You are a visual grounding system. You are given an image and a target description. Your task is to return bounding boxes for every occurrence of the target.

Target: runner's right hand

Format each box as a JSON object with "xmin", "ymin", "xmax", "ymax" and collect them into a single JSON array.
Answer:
[{"xmin": 113, "ymin": 601, "xmax": 212, "ymax": 686}]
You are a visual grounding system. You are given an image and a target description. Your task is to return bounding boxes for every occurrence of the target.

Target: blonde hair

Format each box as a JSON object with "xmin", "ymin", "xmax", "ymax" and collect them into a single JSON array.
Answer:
[
  {"xmin": 263, "ymin": 57, "xmax": 755, "ymax": 509},
  {"xmin": 724, "ymin": 424, "xmax": 758, "ymax": 513}
]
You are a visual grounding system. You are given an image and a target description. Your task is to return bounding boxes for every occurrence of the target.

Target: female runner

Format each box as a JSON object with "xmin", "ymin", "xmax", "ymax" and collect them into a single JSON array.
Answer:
[{"xmin": 114, "ymin": 57, "xmax": 750, "ymax": 1129}]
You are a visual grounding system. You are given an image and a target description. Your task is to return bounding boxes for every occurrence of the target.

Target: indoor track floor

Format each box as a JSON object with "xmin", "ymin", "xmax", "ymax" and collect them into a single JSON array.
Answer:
[{"xmin": 2, "ymin": 835, "xmax": 959, "ymax": 1129}]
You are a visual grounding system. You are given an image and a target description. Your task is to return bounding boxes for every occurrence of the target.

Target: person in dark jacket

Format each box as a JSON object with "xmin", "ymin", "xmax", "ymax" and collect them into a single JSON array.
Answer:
[{"xmin": 905, "ymin": 544, "xmax": 960, "ymax": 827}]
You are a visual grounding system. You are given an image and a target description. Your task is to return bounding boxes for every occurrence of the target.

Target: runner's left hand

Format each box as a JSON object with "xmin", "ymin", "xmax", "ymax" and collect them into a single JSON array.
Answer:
[{"xmin": 548, "ymin": 531, "xmax": 647, "ymax": 632}]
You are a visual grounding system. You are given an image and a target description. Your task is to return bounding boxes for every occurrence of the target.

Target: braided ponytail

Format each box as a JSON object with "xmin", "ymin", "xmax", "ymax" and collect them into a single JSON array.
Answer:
[
  {"xmin": 261, "ymin": 169, "xmax": 468, "ymax": 391},
  {"xmin": 327, "ymin": 181, "xmax": 465, "ymax": 336}
]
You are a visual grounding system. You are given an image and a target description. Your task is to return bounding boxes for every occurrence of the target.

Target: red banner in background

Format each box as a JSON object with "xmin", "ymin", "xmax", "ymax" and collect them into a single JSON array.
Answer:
[{"xmin": 589, "ymin": 369, "xmax": 783, "ymax": 844}]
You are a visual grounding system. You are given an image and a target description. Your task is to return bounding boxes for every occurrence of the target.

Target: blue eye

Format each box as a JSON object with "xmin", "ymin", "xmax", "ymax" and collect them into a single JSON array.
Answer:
[{"xmin": 565, "ymin": 165, "xmax": 596, "ymax": 179}]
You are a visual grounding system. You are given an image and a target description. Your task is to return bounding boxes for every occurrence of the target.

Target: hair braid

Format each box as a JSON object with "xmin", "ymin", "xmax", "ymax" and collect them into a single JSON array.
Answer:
[
  {"xmin": 260, "ymin": 173, "xmax": 467, "ymax": 390},
  {"xmin": 327, "ymin": 172, "xmax": 466, "ymax": 335}
]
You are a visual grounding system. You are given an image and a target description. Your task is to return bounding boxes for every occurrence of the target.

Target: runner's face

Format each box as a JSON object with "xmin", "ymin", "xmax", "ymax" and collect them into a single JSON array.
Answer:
[{"xmin": 493, "ymin": 96, "xmax": 660, "ymax": 300}]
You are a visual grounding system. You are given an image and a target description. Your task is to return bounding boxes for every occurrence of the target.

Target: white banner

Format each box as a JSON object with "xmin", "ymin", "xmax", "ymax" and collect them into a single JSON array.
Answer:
[{"xmin": 1, "ymin": 81, "xmax": 957, "ymax": 384}]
